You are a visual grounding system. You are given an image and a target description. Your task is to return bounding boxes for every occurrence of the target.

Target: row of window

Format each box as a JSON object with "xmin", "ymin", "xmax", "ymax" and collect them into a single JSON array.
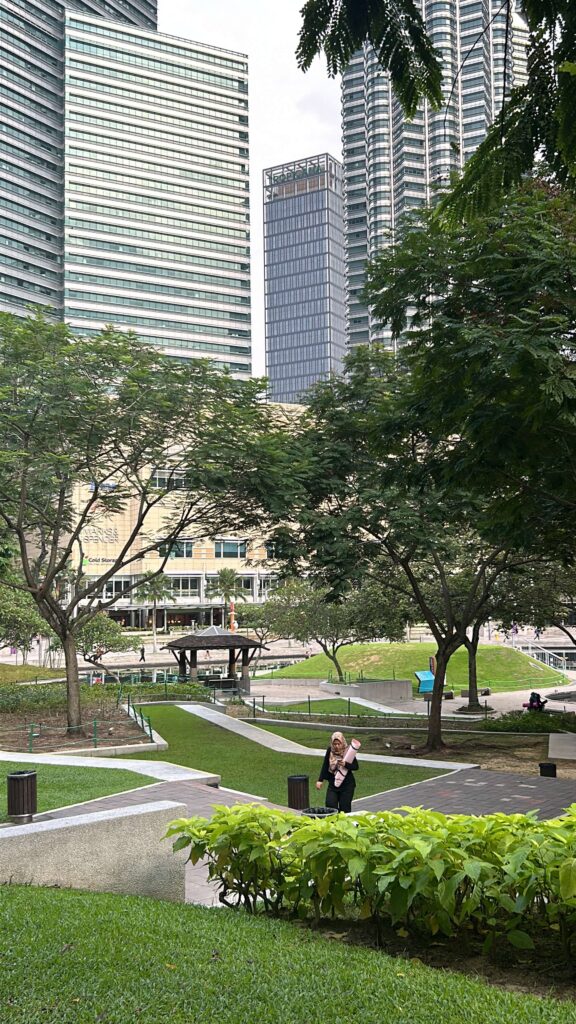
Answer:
[
  {"xmin": 67, "ymin": 19, "xmax": 247, "ymax": 73},
  {"xmin": 0, "ymin": 10, "xmax": 60, "ymax": 53},
  {"xmin": 0, "ymin": 46, "xmax": 60, "ymax": 88},
  {"xmin": 67, "ymin": 201, "xmax": 250, "ymax": 240},
  {"xmin": 69, "ymin": 94, "xmax": 248, "ymax": 143},
  {"xmin": 1, "ymin": 101, "xmax": 61, "ymax": 140},
  {"xmin": 68, "ymin": 256, "xmax": 248, "ymax": 290},
  {"xmin": 1, "ymin": 156, "xmax": 59, "ymax": 192},
  {"xmin": 68, "ymin": 41, "xmax": 247, "ymax": 93},
  {"xmin": 67, "ymin": 237, "xmax": 249, "ymax": 273},
  {"xmin": 101, "ymin": 575, "xmax": 274, "ymax": 601},
  {"xmin": 0, "ymin": 195, "xmax": 58, "ymax": 227},
  {"xmin": 66, "ymin": 273, "xmax": 250, "ymax": 306},
  {"xmin": 66, "ymin": 306, "xmax": 250, "ymax": 339},
  {"xmin": 67, "ymin": 133, "xmax": 247, "ymax": 175},
  {"xmin": 65, "ymin": 289, "xmax": 251, "ymax": 321},
  {"xmin": 3, "ymin": 177, "xmax": 60, "ymax": 210},
  {"xmin": 68, "ymin": 111, "xmax": 248, "ymax": 159},
  {"xmin": 67, "ymin": 60, "xmax": 248, "ymax": 111},
  {"xmin": 78, "ymin": 326, "xmax": 249, "ymax": 357},
  {"xmin": 0, "ymin": 213, "xmax": 57, "ymax": 244},
  {"xmin": 0, "ymin": 137, "xmax": 59, "ymax": 174},
  {"xmin": 66, "ymin": 218, "xmax": 250, "ymax": 257},
  {"xmin": 67, "ymin": 182, "xmax": 248, "ymax": 223},
  {"xmin": 68, "ymin": 167, "xmax": 247, "ymax": 206},
  {"xmin": 2, "ymin": 119, "xmax": 62, "ymax": 157},
  {"xmin": 0, "ymin": 82, "xmax": 60, "ymax": 122},
  {"xmin": 0, "ymin": 272, "xmax": 58, "ymax": 298},
  {"xmin": 0, "ymin": 252, "xmax": 60, "ymax": 281},
  {"xmin": 1, "ymin": 233, "xmax": 61, "ymax": 263},
  {"xmin": 67, "ymin": 78, "xmax": 249, "ymax": 126}
]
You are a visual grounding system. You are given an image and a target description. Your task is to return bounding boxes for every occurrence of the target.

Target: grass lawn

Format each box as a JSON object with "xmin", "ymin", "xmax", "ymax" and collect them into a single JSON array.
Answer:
[
  {"xmin": 0, "ymin": 887, "xmax": 572, "ymax": 1024},
  {"xmin": 263, "ymin": 698, "xmax": 392, "ymax": 717},
  {"xmin": 0, "ymin": 760, "xmax": 157, "ymax": 822},
  {"xmin": 271, "ymin": 642, "xmax": 565, "ymax": 691},
  {"xmin": 124, "ymin": 705, "xmax": 445, "ymax": 804},
  {"xmin": 0, "ymin": 664, "xmax": 64, "ymax": 684}
]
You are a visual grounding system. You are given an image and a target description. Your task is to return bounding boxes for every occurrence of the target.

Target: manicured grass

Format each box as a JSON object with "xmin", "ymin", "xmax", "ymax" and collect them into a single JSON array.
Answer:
[
  {"xmin": 0, "ymin": 887, "xmax": 572, "ymax": 1024},
  {"xmin": 0, "ymin": 760, "xmax": 157, "ymax": 822},
  {"xmin": 258, "ymin": 722, "xmax": 378, "ymax": 748},
  {"xmin": 125, "ymin": 705, "xmax": 444, "ymax": 804},
  {"xmin": 263, "ymin": 698, "xmax": 391, "ymax": 716},
  {"xmin": 0, "ymin": 664, "xmax": 64, "ymax": 684},
  {"xmin": 271, "ymin": 642, "xmax": 564, "ymax": 691}
]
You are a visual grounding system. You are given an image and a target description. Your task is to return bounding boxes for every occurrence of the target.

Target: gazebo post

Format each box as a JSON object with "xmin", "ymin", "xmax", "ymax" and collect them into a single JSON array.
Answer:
[
  {"xmin": 228, "ymin": 647, "xmax": 236, "ymax": 682},
  {"xmin": 178, "ymin": 650, "xmax": 187, "ymax": 679},
  {"xmin": 190, "ymin": 649, "xmax": 198, "ymax": 681},
  {"xmin": 240, "ymin": 648, "xmax": 251, "ymax": 694}
]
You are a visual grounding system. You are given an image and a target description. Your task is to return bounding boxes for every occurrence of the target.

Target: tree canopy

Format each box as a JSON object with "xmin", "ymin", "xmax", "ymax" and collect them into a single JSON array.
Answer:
[{"xmin": 0, "ymin": 313, "xmax": 270, "ymax": 729}]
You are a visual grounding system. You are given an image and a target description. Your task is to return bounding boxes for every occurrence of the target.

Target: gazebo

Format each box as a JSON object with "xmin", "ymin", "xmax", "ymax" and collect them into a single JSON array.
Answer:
[{"xmin": 162, "ymin": 626, "xmax": 265, "ymax": 693}]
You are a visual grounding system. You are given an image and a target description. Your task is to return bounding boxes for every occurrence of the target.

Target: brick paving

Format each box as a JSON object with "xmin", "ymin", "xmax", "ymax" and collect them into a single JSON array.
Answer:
[{"xmin": 353, "ymin": 768, "xmax": 575, "ymax": 819}]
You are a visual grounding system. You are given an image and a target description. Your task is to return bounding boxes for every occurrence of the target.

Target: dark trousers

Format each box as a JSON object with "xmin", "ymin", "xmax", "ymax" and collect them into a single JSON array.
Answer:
[{"xmin": 325, "ymin": 781, "xmax": 355, "ymax": 814}]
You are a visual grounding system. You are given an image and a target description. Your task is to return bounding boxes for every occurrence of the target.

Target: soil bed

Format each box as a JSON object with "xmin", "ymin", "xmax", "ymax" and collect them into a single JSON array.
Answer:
[
  {"xmin": 0, "ymin": 705, "xmax": 149, "ymax": 752},
  {"xmin": 308, "ymin": 918, "xmax": 576, "ymax": 1002}
]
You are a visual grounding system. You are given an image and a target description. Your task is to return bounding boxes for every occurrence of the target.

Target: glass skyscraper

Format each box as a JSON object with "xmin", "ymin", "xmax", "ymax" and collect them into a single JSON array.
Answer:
[
  {"xmin": 342, "ymin": 0, "xmax": 529, "ymax": 349},
  {"xmin": 0, "ymin": 0, "xmax": 251, "ymax": 375},
  {"xmin": 263, "ymin": 153, "xmax": 346, "ymax": 403}
]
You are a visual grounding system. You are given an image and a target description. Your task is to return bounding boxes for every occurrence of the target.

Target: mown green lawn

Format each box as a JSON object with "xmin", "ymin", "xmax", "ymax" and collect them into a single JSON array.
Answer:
[
  {"xmin": 125, "ymin": 705, "xmax": 444, "ymax": 805},
  {"xmin": 0, "ymin": 760, "xmax": 157, "ymax": 822},
  {"xmin": 270, "ymin": 643, "xmax": 564, "ymax": 691},
  {"xmin": 0, "ymin": 664, "xmax": 64, "ymax": 685},
  {"xmin": 263, "ymin": 698, "xmax": 391, "ymax": 717},
  {"xmin": 0, "ymin": 887, "xmax": 572, "ymax": 1024}
]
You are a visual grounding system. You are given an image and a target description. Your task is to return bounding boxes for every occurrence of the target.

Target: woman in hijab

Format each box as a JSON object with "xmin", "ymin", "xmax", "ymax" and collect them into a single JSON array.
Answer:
[{"xmin": 315, "ymin": 731, "xmax": 359, "ymax": 813}]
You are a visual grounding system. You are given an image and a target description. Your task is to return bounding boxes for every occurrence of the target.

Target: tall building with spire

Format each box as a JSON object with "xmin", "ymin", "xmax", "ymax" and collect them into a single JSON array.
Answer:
[
  {"xmin": 0, "ymin": 0, "xmax": 251, "ymax": 374},
  {"xmin": 341, "ymin": 0, "xmax": 529, "ymax": 350}
]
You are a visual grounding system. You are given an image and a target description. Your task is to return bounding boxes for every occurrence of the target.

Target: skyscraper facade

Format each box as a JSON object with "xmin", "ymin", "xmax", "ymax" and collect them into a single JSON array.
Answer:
[
  {"xmin": 0, "ymin": 0, "xmax": 251, "ymax": 374},
  {"xmin": 342, "ymin": 0, "xmax": 529, "ymax": 349},
  {"xmin": 263, "ymin": 153, "xmax": 346, "ymax": 403}
]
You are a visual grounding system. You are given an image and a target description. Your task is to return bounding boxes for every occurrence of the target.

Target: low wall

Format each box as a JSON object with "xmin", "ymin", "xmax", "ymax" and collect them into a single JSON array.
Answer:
[
  {"xmin": 320, "ymin": 679, "xmax": 412, "ymax": 702},
  {"xmin": 0, "ymin": 800, "xmax": 186, "ymax": 902}
]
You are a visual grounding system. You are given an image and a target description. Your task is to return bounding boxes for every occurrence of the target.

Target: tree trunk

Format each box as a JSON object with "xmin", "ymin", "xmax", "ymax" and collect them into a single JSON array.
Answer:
[
  {"xmin": 62, "ymin": 631, "xmax": 83, "ymax": 734},
  {"xmin": 465, "ymin": 632, "xmax": 482, "ymax": 711},
  {"xmin": 324, "ymin": 649, "xmax": 345, "ymax": 682},
  {"xmin": 152, "ymin": 599, "xmax": 158, "ymax": 653}
]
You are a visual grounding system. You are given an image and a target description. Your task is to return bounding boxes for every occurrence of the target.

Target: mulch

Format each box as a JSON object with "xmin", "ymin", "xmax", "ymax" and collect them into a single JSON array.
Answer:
[{"xmin": 0, "ymin": 707, "xmax": 149, "ymax": 752}]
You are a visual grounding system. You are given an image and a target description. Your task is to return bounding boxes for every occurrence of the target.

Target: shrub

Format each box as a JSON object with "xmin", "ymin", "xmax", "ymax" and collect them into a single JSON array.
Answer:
[
  {"xmin": 167, "ymin": 803, "xmax": 576, "ymax": 961},
  {"xmin": 482, "ymin": 711, "xmax": 576, "ymax": 733}
]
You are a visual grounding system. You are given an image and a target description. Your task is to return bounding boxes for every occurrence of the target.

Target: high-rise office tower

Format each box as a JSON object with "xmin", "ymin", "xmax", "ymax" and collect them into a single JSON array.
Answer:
[
  {"xmin": 0, "ymin": 1, "xmax": 251, "ymax": 374},
  {"xmin": 263, "ymin": 153, "xmax": 346, "ymax": 403},
  {"xmin": 342, "ymin": 0, "xmax": 529, "ymax": 349}
]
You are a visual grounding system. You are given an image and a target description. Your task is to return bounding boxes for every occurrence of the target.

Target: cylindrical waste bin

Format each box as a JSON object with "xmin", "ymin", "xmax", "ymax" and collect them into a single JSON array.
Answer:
[
  {"xmin": 7, "ymin": 769, "xmax": 37, "ymax": 824},
  {"xmin": 301, "ymin": 807, "xmax": 338, "ymax": 819},
  {"xmin": 287, "ymin": 774, "xmax": 310, "ymax": 810},
  {"xmin": 539, "ymin": 762, "xmax": 557, "ymax": 778}
]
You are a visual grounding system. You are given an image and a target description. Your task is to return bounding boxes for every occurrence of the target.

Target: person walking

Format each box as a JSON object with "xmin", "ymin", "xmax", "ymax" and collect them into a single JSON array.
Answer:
[
  {"xmin": 139, "ymin": 645, "xmax": 146, "ymax": 663},
  {"xmin": 316, "ymin": 731, "xmax": 359, "ymax": 813}
]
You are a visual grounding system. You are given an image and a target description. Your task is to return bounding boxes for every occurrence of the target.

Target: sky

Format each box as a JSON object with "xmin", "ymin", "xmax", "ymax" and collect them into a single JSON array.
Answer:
[{"xmin": 158, "ymin": 0, "xmax": 343, "ymax": 375}]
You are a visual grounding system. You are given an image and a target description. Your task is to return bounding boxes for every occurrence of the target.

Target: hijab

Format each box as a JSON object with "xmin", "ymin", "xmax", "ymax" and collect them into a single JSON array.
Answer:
[{"xmin": 328, "ymin": 731, "xmax": 347, "ymax": 773}]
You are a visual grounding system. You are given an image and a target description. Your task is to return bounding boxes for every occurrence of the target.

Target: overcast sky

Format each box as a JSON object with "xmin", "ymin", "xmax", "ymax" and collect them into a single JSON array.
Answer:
[{"xmin": 158, "ymin": 0, "xmax": 343, "ymax": 375}]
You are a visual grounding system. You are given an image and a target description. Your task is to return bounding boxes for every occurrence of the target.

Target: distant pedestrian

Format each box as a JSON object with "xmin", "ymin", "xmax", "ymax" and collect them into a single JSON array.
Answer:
[
  {"xmin": 534, "ymin": 627, "xmax": 542, "ymax": 640},
  {"xmin": 139, "ymin": 645, "xmax": 146, "ymax": 663}
]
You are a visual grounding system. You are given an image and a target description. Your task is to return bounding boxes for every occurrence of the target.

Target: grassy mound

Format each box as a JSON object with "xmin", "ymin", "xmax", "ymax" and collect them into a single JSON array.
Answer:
[
  {"xmin": 0, "ymin": 760, "xmax": 157, "ymax": 823},
  {"xmin": 125, "ymin": 705, "xmax": 444, "ymax": 803},
  {"xmin": 271, "ymin": 643, "xmax": 564, "ymax": 690},
  {"xmin": 1, "ymin": 887, "xmax": 573, "ymax": 1023},
  {"xmin": 0, "ymin": 664, "xmax": 64, "ymax": 685}
]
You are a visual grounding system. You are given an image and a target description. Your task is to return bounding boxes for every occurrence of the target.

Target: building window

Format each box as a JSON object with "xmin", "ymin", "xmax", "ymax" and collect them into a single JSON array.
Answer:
[
  {"xmin": 102, "ymin": 577, "xmax": 131, "ymax": 599},
  {"xmin": 169, "ymin": 576, "xmax": 201, "ymax": 596},
  {"xmin": 214, "ymin": 539, "xmax": 247, "ymax": 558}
]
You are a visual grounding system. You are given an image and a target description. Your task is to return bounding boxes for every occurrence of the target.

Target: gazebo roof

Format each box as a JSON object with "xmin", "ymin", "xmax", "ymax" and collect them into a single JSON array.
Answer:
[{"xmin": 162, "ymin": 626, "xmax": 263, "ymax": 651}]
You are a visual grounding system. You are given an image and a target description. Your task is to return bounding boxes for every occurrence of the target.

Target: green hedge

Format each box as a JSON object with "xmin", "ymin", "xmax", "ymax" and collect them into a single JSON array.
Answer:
[
  {"xmin": 0, "ymin": 681, "xmax": 212, "ymax": 714},
  {"xmin": 167, "ymin": 804, "xmax": 576, "ymax": 962},
  {"xmin": 482, "ymin": 710, "xmax": 576, "ymax": 733}
]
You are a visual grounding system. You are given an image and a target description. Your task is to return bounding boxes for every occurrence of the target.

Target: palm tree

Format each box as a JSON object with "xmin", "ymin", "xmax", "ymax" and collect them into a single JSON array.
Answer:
[
  {"xmin": 134, "ymin": 572, "xmax": 175, "ymax": 653},
  {"xmin": 205, "ymin": 569, "xmax": 249, "ymax": 630}
]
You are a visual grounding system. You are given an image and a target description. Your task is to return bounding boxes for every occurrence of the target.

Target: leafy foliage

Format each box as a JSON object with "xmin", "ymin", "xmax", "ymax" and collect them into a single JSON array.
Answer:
[
  {"xmin": 168, "ymin": 803, "xmax": 576, "ymax": 961},
  {"xmin": 482, "ymin": 710, "xmax": 576, "ymax": 734},
  {"xmin": 297, "ymin": 0, "xmax": 442, "ymax": 116}
]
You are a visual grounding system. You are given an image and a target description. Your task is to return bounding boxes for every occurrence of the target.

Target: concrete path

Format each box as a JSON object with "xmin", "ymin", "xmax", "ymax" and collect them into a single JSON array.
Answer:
[
  {"xmin": 176, "ymin": 703, "xmax": 477, "ymax": 771},
  {"xmin": 0, "ymin": 749, "xmax": 219, "ymax": 785}
]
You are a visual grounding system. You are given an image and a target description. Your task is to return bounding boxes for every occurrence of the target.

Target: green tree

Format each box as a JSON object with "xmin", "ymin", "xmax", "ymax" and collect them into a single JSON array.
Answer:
[
  {"xmin": 298, "ymin": 1, "xmax": 576, "ymax": 218},
  {"xmin": 205, "ymin": 568, "xmax": 249, "ymax": 630},
  {"xmin": 57, "ymin": 613, "xmax": 137, "ymax": 681},
  {"xmin": 235, "ymin": 603, "xmax": 279, "ymax": 673},
  {"xmin": 0, "ymin": 312, "xmax": 269, "ymax": 732},
  {"xmin": 364, "ymin": 182, "xmax": 576, "ymax": 549},
  {"xmin": 133, "ymin": 572, "xmax": 175, "ymax": 653},
  {"xmin": 0, "ymin": 578, "xmax": 50, "ymax": 663},
  {"xmin": 261, "ymin": 578, "xmax": 409, "ymax": 683}
]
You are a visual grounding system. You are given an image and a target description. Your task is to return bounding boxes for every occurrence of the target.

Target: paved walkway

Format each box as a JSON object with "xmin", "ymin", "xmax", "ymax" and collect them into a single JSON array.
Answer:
[
  {"xmin": 353, "ymin": 768, "xmax": 576, "ymax": 818},
  {"xmin": 0, "ymin": 749, "xmax": 219, "ymax": 785},
  {"xmin": 549, "ymin": 733, "xmax": 576, "ymax": 761},
  {"xmin": 176, "ymin": 703, "xmax": 477, "ymax": 771}
]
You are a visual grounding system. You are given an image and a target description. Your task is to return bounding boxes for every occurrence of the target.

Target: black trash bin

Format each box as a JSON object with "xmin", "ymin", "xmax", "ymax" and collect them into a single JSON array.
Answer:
[
  {"xmin": 301, "ymin": 806, "xmax": 338, "ymax": 819},
  {"xmin": 287, "ymin": 774, "xmax": 310, "ymax": 810},
  {"xmin": 539, "ymin": 762, "xmax": 557, "ymax": 778},
  {"xmin": 7, "ymin": 769, "xmax": 37, "ymax": 824}
]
